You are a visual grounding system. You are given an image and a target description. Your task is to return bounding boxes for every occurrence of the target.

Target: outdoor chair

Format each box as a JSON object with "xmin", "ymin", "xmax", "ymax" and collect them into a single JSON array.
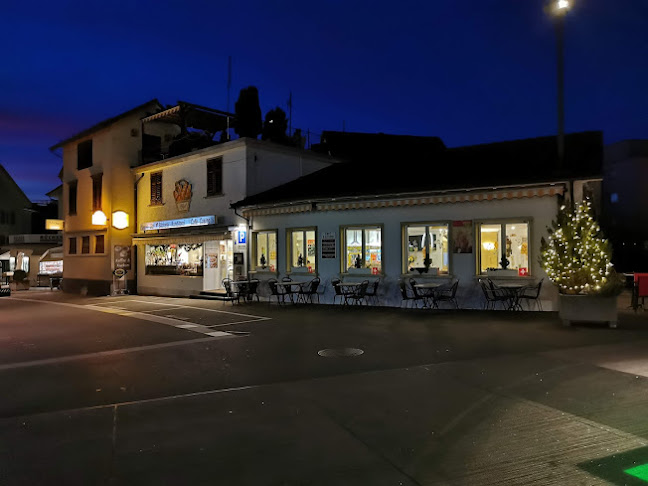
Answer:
[
  {"xmin": 364, "ymin": 279, "xmax": 380, "ymax": 305},
  {"xmin": 222, "ymin": 278, "xmax": 240, "ymax": 305},
  {"xmin": 518, "ymin": 279, "xmax": 543, "ymax": 311},
  {"xmin": 409, "ymin": 278, "xmax": 431, "ymax": 307},
  {"xmin": 346, "ymin": 280, "xmax": 369, "ymax": 306},
  {"xmin": 298, "ymin": 277, "xmax": 320, "ymax": 304},
  {"xmin": 246, "ymin": 279, "xmax": 261, "ymax": 302},
  {"xmin": 331, "ymin": 278, "xmax": 345, "ymax": 305},
  {"xmin": 479, "ymin": 278, "xmax": 509, "ymax": 310},
  {"xmin": 433, "ymin": 280, "xmax": 459, "ymax": 309},
  {"xmin": 400, "ymin": 279, "xmax": 423, "ymax": 308},
  {"xmin": 268, "ymin": 278, "xmax": 289, "ymax": 305}
]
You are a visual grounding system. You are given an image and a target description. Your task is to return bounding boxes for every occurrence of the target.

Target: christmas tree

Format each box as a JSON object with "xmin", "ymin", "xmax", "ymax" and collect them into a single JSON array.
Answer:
[{"xmin": 540, "ymin": 199, "xmax": 617, "ymax": 295}]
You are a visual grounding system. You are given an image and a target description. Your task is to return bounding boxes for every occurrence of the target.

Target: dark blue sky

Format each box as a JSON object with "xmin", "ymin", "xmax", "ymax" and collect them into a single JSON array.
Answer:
[{"xmin": 1, "ymin": 0, "xmax": 646, "ymax": 200}]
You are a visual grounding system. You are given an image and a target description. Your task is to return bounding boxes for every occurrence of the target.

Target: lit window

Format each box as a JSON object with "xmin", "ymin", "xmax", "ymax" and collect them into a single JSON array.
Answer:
[
  {"xmin": 478, "ymin": 221, "xmax": 530, "ymax": 274},
  {"xmin": 145, "ymin": 244, "xmax": 204, "ymax": 276},
  {"xmin": 404, "ymin": 223, "xmax": 449, "ymax": 274},
  {"xmin": 254, "ymin": 231, "xmax": 277, "ymax": 272},
  {"xmin": 150, "ymin": 172, "xmax": 163, "ymax": 205},
  {"xmin": 343, "ymin": 226, "xmax": 382, "ymax": 274},
  {"xmin": 287, "ymin": 228, "xmax": 316, "ymax": 273}
]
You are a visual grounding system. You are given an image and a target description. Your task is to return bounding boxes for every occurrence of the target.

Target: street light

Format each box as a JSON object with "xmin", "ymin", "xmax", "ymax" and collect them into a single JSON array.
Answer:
[{"xmin": 549, "ymin": 0, "xmax": 572, "ymax": 170}]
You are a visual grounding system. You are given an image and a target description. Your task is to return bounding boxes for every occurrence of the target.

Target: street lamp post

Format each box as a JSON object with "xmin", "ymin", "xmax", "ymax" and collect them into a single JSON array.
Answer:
[{"xmin": 552, "ymin": 0, "xmax": 571, "ymax": 170}]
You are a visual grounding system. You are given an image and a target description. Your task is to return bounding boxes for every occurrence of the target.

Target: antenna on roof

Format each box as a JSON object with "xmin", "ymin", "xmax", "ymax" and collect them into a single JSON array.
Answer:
[{"xmin": 226, "ymin": 56, "xmax": 232, "ymax": 112}]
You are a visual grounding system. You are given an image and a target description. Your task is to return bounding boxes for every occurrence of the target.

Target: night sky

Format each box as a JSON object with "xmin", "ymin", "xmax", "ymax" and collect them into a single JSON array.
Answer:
[{"xmin": 1, "ymin": 0, "xmax": 646, "ymax": 201}]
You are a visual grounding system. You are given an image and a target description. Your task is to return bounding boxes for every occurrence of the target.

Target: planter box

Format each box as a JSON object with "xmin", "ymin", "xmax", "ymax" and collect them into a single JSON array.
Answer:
[
  {"xmin": 487, "ymin": 269, "xmax": 519, "ymax": 277},
  {"xmin": 559, "ymin": 294, "xmax": 618, "ymax": 328}
]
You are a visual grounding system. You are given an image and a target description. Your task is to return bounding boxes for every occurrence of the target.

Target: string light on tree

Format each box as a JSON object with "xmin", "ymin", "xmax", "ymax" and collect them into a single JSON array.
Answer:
[{"xmin": 540, "ymin": 199, "xmax": 614, "ymax": 295}]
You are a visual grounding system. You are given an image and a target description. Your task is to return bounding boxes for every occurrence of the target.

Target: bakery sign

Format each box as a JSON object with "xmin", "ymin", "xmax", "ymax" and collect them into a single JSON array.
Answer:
[
  {"xmin": 141, "ymin": 215, "xmax": 216, "ymax": 232},
  {"xmin": 173, "ymin": 179, "xmax": 192, "ymax": 212}
]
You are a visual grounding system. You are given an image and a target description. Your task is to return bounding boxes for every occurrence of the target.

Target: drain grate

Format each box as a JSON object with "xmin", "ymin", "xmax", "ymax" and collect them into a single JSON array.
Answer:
[{"xmin": 318, "ymin": 348, "xmax": 364, "ymax": 358}]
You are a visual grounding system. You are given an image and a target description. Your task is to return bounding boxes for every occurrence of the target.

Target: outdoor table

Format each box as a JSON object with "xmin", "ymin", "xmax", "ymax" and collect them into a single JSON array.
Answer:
[
  {"xmin": 275, "ymin": 281, "xmax": 301, "ymax": 303},
  {"xmin": 495, "ymin": 282, "xmax": 529, "ymax": 310},
  {"xmin": 337, "ymin": 282, "xmax": 362, "ymax": 305},
  {"xmin": 230, "ymin": 280, "xmax": 251, "ymax": 300},
  {"xmin": 414, "ymin": 282, "xmax": 442, "ymax": 308}
]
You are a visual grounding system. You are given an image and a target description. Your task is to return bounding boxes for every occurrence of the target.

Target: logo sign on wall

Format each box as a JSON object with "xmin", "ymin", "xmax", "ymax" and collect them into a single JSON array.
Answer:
[
  {"xmin": 321, "ymin": 232, "xmax": 336, "ymax": 259},
  {"xmin": 114, "ymin": 245, "xmax": 132, "ymax": 270},
  {"xmin": 141, "ymin": 215, "xmax": 216, "ymax": 232},
  {"xmin": 173, "ymin": 179, "xmax": 193, "ymax": 212}
]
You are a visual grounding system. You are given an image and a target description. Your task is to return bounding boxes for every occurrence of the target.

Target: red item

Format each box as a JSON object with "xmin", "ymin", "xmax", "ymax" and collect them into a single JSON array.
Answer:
[{"xmin": 637, "ymin": 274, "xmax": 648, "ymax": 298}]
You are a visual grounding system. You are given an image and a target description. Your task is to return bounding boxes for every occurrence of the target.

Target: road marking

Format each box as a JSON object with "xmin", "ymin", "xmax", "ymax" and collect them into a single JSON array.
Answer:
[
  {"xmin": 176, "ymin": 324, "xmax": 199, "ymax": 328},
  {"xmin": 0, "ymin": 335, "xmax": 235, "ymax": 372},
  {"xmin": 124, "ymin": 299, "xmax": 271, "ymax": 321},
  {"xmin": 203, "ymin": 318, "xmax": 274, "ymax": 328}
]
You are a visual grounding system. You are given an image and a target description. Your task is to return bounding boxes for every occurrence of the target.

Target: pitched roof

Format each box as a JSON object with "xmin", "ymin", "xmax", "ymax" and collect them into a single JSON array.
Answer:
[
  {"xmin": 49, "ymin": 99, "xmax": 162, "ymax": 150},
  {"xmin": 233, "ymin": 131, "xmax": 603, "ymax": 208},
  {"xmin": 0, "ymin": 163, "xmax": 31, "ymax": 205}
]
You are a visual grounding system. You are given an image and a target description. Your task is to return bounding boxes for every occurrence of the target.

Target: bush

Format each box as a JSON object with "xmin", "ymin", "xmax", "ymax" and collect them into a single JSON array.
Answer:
[{"xmin": 13, "ymin": 270, "xmax": 28, "ymax": 282}]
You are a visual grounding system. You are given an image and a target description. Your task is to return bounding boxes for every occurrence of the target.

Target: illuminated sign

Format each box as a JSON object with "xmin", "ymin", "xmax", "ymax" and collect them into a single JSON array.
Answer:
[
  {"xmin": 112, "ymin": 211, "xmax": 129, "ymax": 230},
  {"xmin": 237, "ymin": 230, "xmax": 246, "ymax": 244},
  {"xmin": 141, "ymin": 215, "xmax": 216, "ymax": 232},
  {"xmin": 45, "ymin": 219, "xmax": 64, "ymax": 230}
]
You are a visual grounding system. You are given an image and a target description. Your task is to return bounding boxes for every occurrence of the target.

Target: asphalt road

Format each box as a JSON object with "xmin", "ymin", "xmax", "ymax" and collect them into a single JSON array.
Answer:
[{"xmin": 2, "ymin": 290, "xmax": 648, "ymax": 485}]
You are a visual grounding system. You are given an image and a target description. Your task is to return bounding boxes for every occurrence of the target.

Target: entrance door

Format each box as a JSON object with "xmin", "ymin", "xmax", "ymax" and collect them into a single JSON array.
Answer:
[{"xmin": 202, "ymin": 240, "xmax": 233, "ymax": 291}]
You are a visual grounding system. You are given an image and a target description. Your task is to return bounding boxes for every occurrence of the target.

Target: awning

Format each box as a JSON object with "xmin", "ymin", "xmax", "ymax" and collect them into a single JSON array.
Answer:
[{"xmin": 39, "ymin": 246, "xmax": 64, "ymax": 262}]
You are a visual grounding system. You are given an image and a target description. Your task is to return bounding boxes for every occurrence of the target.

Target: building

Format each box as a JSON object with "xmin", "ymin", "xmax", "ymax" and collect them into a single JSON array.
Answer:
[
  {"xmin": 232, "ymin": 131, "xmax": 604, "ymax": 310},
  {"xmin": 51, "ymin": 99, "xmax": 337, "ymax": 295},
  {"xmin": 602, "ymin": 139, "xmax": 648, "ymax": 272},
  {"xmin": 134, "ymin": 137, "xmax": 336, "ymax": 296},
  {"xmin": 0, "ymin": 163, "xmax": 31, "ymax": 245}
]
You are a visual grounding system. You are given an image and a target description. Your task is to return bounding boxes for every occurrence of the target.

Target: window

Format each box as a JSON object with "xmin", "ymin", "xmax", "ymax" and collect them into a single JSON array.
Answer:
[
  {"xmin": 69, "ymin": 237, "xmax": 77, "ymax": 255},
  {"xmin": 150, "ymin": 172, "xmax": 162, "ymax": 205},
  {"xmin": 478, "ymin": 221, "xmax": 530, "ymax": 274},
  {"xmin": 82, "ymin": 236, "xmax": 90, "ymax": 254},
  {"xmin": 145, "ymin": 244, "xmax": 204, "ymax": 276},
  {"xmin": 287, "ymin": 228, "xmax": 316, "ymax": 273},
  {"xmin": 92, "ymin": 174, "xmax": 103, "ymax": 211},
  {"xmin": 95, "ymin": 235, "xmax": 105, "ymax": 254},
  {"xmin": 206, "ymin": 157, "xmax": 223, "ymax": 196},
  {"xmin": 343, "ymin": 226, "xmax": 382, "ymax": 274},
  {"xmin": 77, "ymin": 140, "xmax": 93, "ymax": 170},
  {"xmin": 68, "ymin": 181, "xmax": 77, "ymax": 215},
  {"xmin": 254, "ymin": 231, "xmax": 277, "ymax": 272},
  {"xmin": 404, "ymin": 223, "xmax": 449, "ymax": 274}
]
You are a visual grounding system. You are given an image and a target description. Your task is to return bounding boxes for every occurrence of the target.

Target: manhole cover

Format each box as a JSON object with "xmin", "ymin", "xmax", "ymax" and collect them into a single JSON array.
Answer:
[{"xmin": 318, "ymin": 348, "xmax": 364, "ymax": 358}]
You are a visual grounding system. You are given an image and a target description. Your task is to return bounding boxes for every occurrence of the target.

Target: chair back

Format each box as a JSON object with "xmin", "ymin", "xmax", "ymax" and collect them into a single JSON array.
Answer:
[
  {"xmin": 529, "ymin": 278, "xmax": 543, "ymax": 298},
  {"xmin": 478, "ymin": 278, "xmax": 493, "ymax": 300},
  {"xmin": 487, "ymin": 278, "xmax": 498, "ymax": 290},
  {"xmin": 366, "ymin": 279, "xmax": 380, "ymax": 296},
  {"xmin": 449, "ymin": 280, "xmax": 459, "ymax": 298},
  {"xmin": 222, "ymin": 278, "xmax": 233, "ymax": 296},
  {"xmin": 331, "ymin": 278, "xmax": 343, "ymax": 295},
  {"xmin": 399, "ymin": 280, "xmax": 410, "ymax": 300},
  {"xmin": 409, "ymin": 278, "xmax": 422, "ymax": 298},
  {"xmin": 248, "ymin": 279, "xmax": 260, "ymax": 294},
  {"xmin": 357, "ymin": 280, "xmax": 369, "ymax": 298},
  {"xmin": 268, "ymin": 278, "xmax": 279, "ymax": 296},
  {"xmin": 310, "ymin": 277, "xmax": 320, "ymax": 294},
  {"xmin": 282, "ymin": 276, "xmax": 292, "ymax": 282}
]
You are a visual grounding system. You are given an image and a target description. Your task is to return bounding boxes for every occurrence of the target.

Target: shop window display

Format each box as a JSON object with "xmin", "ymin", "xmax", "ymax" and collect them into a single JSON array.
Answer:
[
  {"xmin": 145, "ymin": 244, "xmax": 204, "ymax": 276},
  {"xmin": 288, "ymin": 229, "xmax": 316, "ymax": 273},
  {"xmin": 255, "ymin": 231, "xmax": 277, "ymax": 272},
  {"xmin": 344, "ymin": 226, "xmax": 382, "ymax": 273},
  {"xmin": 479, "ymin": 222, "xmax": 529, "ymax": 274},
  {"xmin": 405, "ymin": 224, "xmax": 449, "ymax": 274}
]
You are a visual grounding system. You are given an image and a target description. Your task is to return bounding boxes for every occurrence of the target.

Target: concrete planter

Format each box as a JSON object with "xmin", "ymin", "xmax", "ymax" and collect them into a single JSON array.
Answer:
[{"xmin": 559, "ymin": 294, "xmax": 618, "ymax": 328}]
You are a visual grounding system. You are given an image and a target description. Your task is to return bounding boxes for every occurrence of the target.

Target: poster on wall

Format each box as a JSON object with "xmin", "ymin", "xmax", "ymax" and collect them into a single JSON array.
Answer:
[
  {"xmin": 452, "ymin": 221, "xmax": 473, "ymax": 254},
  {"xmin": 321, "ymin": 232, "xmax": 336, "ymax": 259},
  {"xmin": 206, "ymin": 253, "xmax": 219, "ymax": 268},
  {"xmin": 114, "ymin": 245, "xmax": 132, "ymax": 270}
]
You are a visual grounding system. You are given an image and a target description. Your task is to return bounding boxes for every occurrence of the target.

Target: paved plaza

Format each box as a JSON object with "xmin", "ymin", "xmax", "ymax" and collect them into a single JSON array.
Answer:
[{"xmin": 1, "ymin": 290, "xmax": 648, "ymax": 485}]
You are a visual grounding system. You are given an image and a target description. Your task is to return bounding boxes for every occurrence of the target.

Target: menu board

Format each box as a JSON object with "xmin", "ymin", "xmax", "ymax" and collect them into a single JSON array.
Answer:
[
  {"xmin": 321, "ymin": 232, "xmax": 336, "ymax": 259},
  {"xmin": 114, "ymin": 245, "xmax": 132, "ymax": 270}
]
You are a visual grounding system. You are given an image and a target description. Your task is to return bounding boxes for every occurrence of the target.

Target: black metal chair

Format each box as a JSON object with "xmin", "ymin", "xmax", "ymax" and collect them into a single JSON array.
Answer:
[
  {"xmin": 364, "ymin": 279, "xmax": 380, "ymax": 305},
  {"xmin": 478, "ymin": 278, "xmax": 509, "ymax": 310},
  {"xmin": 247, "ymin": 279, "xmax": 260, "ymax": 302},
  {"xmin": 346, "ymin": 280, "xmax": 369, "ymax": 306},
  {"xmin": 518, "ymin": 279, "xmax": 543, "ymax": 311},
  {"xmin": 433, "ymin": 280, "xmax": 459, "ymax": 309},
  {"xmin": 222, "ymin": 278, "xmax": 240, "ymax": 305},
  {"xmin": 409, "ymin": 278, "xmax": 430, "ymax": 307},
  {"xmin": 268, "ymin": 278, "xmax": 288, "ymax": 305},
  {"xmin": 298, "ymin": 277, "xmax": 320, "ymax": 304},
  {"xmin": 331, "ymin": 278, "xmax": 344, "ymax": 305}
]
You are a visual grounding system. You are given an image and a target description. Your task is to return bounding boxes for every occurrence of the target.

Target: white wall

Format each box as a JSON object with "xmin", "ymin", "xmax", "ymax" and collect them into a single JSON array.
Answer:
[{"xmin": 250, "ymin": 195, "xmax": 561, "ymax": 309}]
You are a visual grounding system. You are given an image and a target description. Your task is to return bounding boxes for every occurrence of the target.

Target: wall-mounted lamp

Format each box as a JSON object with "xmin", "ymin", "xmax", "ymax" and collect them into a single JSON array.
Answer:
[
  {"xmin": 112, "ymin": 211, "xmax": 129, "ymax": 230},
  {"xmin": 92, "ymin": 210, "xmax": 108, "ymax": 225}
]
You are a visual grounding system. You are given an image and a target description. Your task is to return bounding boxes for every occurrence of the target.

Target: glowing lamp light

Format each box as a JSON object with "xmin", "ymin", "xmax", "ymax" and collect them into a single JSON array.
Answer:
[
  {"xmin": 557, "ymin": 0, "xmax": 569, "ymax": 9},
  {"xmin": 92, "ymin": 210, "xmax": 108, "ymax": 225},
  {"xmin": 482, "ymin": 242, "xmax": 496, "ymax": 251},
  {"xmin": 112, "ymin": 211, "xmax": 129, "ymax": 230}
]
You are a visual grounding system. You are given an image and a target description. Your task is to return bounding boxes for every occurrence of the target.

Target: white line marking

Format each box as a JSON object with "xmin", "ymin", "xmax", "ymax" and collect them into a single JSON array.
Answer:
[
  {"xmin": 0, "ymin": 336, "xmax": 235, "ymax": 372},
  {"xmin": 176, "ymin": 324, "xmax": 199, "ymax": 329},
  {"xmin": 204, "ymin": 318, "xmax": 274, "ymax": 328},
  {"xmin": 165, "ymin": 315, "xmax": 191, "ymax": 320},
  {"xmin": 125, "ymin": 299, "xmax": 271, "ymax": 321},
  {"xmin": 205, "ymin": 331, "xmax": 231, "ymax": 337}
]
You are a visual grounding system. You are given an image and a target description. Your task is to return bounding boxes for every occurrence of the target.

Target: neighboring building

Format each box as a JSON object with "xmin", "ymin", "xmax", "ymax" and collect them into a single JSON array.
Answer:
[
  {"xmin": 0, "ymin": 164, "xmax": 31, "ymax": 245},
  {"xmin": 232, "ymin": 131, "xmax": 604, "ymax": 310},
  {"xmin": 602, "ymin": 140, "xmax": 648, "ymax": 272},
  {"xmin": 134, "ymin": 137, "xmax": 336, "ymax": 296},
  {"xmin": 51, "ymin": 99, "xmax": 178, "ymax": 295}
]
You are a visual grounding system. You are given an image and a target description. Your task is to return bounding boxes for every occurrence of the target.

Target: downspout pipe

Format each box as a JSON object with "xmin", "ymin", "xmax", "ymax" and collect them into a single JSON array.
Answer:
[{"xmin": 133, "ymin": 173, "xmax": 145, "ymax": 293}]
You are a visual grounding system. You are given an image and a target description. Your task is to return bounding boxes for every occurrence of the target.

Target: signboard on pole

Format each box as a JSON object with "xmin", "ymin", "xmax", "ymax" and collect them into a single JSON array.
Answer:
[
  {"xmin": 321, "ymin": 232, "xmax": 336, "ymax": 259},
  {"xmin": 114, "ymin": 245, "xmax": 132, "ymax": 270}
]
